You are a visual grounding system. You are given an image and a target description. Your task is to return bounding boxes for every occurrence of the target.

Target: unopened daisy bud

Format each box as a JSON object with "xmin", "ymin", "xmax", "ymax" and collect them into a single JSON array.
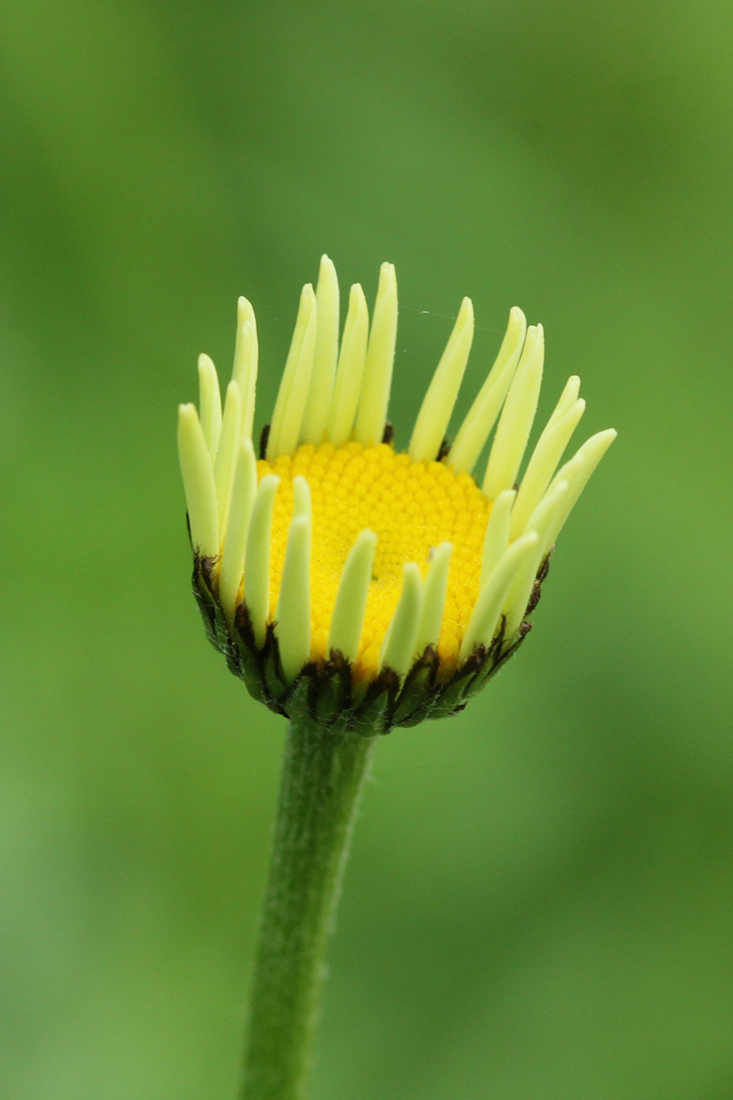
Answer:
[
  {"xmin": 183, "ymin": 265, "xmax": 623, "ymax": 1100},
  {"xmin": 180, "ymin": 260, "xmax": 615, "ymax": 734}
]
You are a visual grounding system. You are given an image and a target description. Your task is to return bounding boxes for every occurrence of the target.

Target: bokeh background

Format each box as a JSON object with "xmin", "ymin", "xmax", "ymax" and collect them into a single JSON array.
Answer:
[{"xmin": 1, "ymin": 0, "xmax": 732, "ymax": 1097}]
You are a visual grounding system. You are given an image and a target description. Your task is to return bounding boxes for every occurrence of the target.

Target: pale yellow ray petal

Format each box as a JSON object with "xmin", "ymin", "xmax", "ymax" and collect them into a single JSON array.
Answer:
[
  {"xmin": 244, "ymin": 474, "xmax": 280, "ymax": 647},
  {"xmin": 544, "ymin": 429, "xmax": 618, "ymax": 547},
  {"xmin": 448, "ymin": 306, "xmax": 526, "ymax": 475},
  {"xmin": 301, "ymin": 255, "xmax": 340, "ymax": 445},
  {"xmin": 510, "ymin": 394, "xmax": 585, "ymax": 539},
  {"xmin": 177, "ymin": 403, "xmax": 219, "ymax": 559},
  {"xmin": 480, "ymin": 488, "xmax": 516, "ymax": 590},
  {"xmin": 460, "ymin": 531, "xmax": 539, "ymax": 659},
  {"xmin": 197, "ymin": 353, "xmax": 222, "ymax": 458},
  {"xmin": 482, "ymin": 323, "xmax": 544, "ymax": 501},
  {"xmin": 409, "ymin": 298, "xmax": 474, "ymax": 464},
  {"xmin": 327, "ymin": 529, "xmax": 378, "ymax": 662},
  {"xmin": 276, "ymin": 509, "xmax": 313, "ymax": 683},
  {"xmin": 232, "ymin": 297, "xmax": 259, "ymax": 442},
  {"xmin": 267, "ymin": 284, "xmax": 317, "ymax": 459},
  {"xmin": 414, "ymin": 542, "xmax": 453, "ymax": 655},
  {"xmin": 327, "ymin": 283, "xmax": 369, "ymax": 447},
  {"xmin": 354, "ymin": 262, "xmax": 398, "ymax": 446},
  {"xmin": 214, "ymin": 380, "xmax": 242, "ymax": 539},
  {"xmin": 379, "ymin": 561, "xmax": 423, "ymax": 677},
  {"xmin": 503, "ymin": 479, "xmax": 570, "ymax": 640},
  {"xmin": 219, "ymin": 439, "xmax": 258, "ymax": 619}
]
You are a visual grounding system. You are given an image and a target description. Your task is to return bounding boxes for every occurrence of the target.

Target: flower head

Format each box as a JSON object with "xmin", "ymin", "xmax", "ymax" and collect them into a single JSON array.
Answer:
[{"xmin": 178, "ymin": 257, "xmax": 615, "ymax": 734}]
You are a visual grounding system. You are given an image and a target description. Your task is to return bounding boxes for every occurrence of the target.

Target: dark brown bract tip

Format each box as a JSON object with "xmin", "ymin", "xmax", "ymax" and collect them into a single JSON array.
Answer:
[{"xmin": 188, "ymin": 547, "xmax": 549, "ymax": 735}]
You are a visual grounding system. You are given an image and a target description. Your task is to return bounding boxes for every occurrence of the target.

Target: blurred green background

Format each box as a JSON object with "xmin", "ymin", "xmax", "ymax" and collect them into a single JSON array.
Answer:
[{"xmin": 1, "ymin": 0, "xmax": 732, "ymax": 1097}]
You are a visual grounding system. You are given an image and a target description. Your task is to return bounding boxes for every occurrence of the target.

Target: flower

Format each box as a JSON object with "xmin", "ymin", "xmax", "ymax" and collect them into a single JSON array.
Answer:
[{"xmin": 178, "ymin": 256, "xmax": 615, "ymax": 734}]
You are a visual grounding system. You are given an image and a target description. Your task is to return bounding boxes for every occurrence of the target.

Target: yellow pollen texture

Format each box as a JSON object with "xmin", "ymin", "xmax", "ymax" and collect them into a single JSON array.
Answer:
[{"xmin": 257, "ymin": 441, "xmax": 490, "ymax": 679}]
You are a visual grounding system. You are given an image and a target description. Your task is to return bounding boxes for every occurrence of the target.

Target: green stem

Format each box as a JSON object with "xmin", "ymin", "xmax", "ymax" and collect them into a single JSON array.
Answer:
[{"xmin": 241, "ymin": 715, "xmax": 376, "ymax": 1100}]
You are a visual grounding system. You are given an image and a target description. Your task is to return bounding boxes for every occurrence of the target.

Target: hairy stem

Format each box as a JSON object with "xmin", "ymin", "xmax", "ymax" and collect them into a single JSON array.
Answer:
[{"xmin": 241, "ymin": 716, "xmax": 375, "ymax": 1100}]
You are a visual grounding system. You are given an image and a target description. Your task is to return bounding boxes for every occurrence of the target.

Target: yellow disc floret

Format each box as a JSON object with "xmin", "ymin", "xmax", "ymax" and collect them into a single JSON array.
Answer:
[{"xmin": 257, "ymin": 440, "xmax": 490, "ymax": 679}]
